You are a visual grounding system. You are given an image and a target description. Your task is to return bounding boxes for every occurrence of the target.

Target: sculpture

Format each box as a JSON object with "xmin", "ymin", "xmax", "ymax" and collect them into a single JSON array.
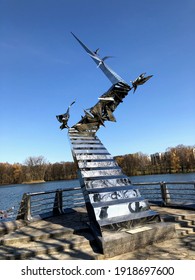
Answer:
[
  {"xmin": 57, "ymin": 33, "xmax": 160, "ymax": 253},
  {"xmin": 131, "ymin": 72, "xmax": 153, "ymax": 93},
  {"xmin": 56, "ymin": 100, "xmax": 75, "ymax": 129},
  {"xmin": 57, "ymin": 34, "xmax": 152, "ymax": 132}
]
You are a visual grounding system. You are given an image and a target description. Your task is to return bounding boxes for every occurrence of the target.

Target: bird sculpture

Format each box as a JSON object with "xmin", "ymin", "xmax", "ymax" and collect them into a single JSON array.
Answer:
[{"xmin": 56, "ymin": 100, "xmax": 75, "ymax": 129}]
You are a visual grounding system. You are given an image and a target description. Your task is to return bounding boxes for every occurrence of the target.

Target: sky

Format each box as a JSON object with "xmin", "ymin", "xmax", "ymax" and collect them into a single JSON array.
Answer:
[{"xmin": 0, "ymin": 0, "xmax": 194, "ymax": 164}]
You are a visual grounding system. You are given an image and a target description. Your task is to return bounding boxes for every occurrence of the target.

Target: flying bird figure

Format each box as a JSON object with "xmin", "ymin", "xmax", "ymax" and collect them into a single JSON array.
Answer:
[
  {"xmin": 131, "ymin": 73, "xmax": 153, "ymax": 93},
  {"xmin": 94, "ymin": 48, "xmax": 100, "ymax": 55},
  {"xmin": 71, "ymin": 32, "xmax": 126, "ymax": 84},
  {"xmin": 89, "ymin": 54, "xmax": 114, "ymax": 68},
  {"xmin": 56, "ymin": 100, "xmax": 76, "ymax": 130}
]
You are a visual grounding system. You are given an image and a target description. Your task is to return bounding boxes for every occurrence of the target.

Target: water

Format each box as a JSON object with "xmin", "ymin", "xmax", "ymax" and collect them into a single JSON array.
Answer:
[
  {"xmin": 0, "ymin": 173, "xmax": 195, "ymax": 220},
  {"xmin": 130, "ymin": 172, "xmax": 195, "ymax": 184},
  {"xmin": 0, "ymin": 180, "xmax": 79, "ymax": 219}
]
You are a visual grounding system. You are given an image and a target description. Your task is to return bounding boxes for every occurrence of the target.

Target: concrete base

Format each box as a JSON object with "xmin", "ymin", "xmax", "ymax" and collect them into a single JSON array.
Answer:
[{"xmin": 101, "ymin": 222, "xmax": 176, "ymax": 258}]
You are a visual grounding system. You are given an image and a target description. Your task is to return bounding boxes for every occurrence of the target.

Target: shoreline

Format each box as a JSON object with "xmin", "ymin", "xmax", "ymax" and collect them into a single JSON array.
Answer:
[
  {"xmin": 0, "ymin": 172, "xmax": 194, "ymax": 187},
  {"xmin": 22, "ymin": 180, "xmax": 45, "ymax": 184}
]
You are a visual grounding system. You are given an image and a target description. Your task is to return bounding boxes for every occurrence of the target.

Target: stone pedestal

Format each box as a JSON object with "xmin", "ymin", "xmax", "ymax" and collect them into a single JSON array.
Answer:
[{"xmin": 102, "ymin": 222, "xmax": 176, "ymax": 258}]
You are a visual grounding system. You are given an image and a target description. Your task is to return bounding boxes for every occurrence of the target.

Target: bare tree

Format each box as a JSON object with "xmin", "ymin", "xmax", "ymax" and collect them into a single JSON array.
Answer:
[{"xmin": 23, "ymin": 156, "xmax": 47, "ymax": 182}]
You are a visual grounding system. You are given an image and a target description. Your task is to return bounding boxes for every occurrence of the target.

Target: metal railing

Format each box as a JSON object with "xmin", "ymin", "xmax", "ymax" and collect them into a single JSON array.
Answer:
[
  {"xmin": 132, "ymin": 181, "xmax": 195, "ymax": 207},
  {"xmin": 11, "ymin": 180, "xmax": 195, "ymax": 221},
  {"xmin": 16, "ymin": 187, "xmax": 85, "ymax": 221}
]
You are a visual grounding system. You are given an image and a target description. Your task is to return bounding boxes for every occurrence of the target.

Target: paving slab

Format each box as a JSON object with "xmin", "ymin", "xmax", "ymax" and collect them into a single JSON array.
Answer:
[{"xmin": 0, "ymin": 205, "xmax": 195, "ymax": 260}]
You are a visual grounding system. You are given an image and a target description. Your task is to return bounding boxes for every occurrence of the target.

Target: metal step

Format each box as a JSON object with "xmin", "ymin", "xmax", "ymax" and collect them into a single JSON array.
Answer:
[{"xmin": 98, "ymin": 210, "xmax": 159, "ymax": 226}]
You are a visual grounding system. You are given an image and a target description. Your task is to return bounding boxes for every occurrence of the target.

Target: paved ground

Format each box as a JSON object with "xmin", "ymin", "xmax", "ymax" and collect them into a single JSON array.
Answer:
[
  {"xmin": 0, "ymin": 205, "xmax": 195, "ymax": 260},
  {"xmin": 31, "ymin": 205, "xmax": 195, "ymax": 260},
  {"xmin": 33, "ymin": 234, "xmax": 195, "ymax": 260},
  {"xmin": 109, "ymin": 234, "xmax": 195, "ymax": 260}
]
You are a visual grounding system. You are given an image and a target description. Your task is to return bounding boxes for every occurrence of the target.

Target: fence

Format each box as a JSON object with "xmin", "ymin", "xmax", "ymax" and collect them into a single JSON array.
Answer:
[
  {"xmin": 132, "ymin": 181, "xmax": 195, "ymax": 207},
  {"xmin": 16, "ymin": 187, "xmax": 85, "ymax": 221},
  {"xmin": 9, "ymin": 181, "xmax": 195, "ymax": 221}
]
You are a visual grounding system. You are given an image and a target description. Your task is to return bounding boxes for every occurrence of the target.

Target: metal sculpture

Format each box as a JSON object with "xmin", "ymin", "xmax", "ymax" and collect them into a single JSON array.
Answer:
[
  {"xmin": 57, "ymin": 33, "xmax": 160, "ymax": 252},
  {"xmin": 56, "ymin": 100, "xmax": 75, "ymax": 129},
  {"xmin": 131, "ymin": 73, "xmax": 153, "ymax": 93}
]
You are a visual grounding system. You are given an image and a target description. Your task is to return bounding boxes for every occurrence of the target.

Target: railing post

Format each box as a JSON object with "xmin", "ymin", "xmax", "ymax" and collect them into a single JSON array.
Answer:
[
  {"xmin": 160, "ymin": 182, "xmax": 171, "ymax": 206},
  {"xmin": 53, "ymin": 189, "xmax": 63, "ymax": 215},
  {"xmin": 16, "ymin": 193, "xmax": 31, "ymax": 221},
  {"xmin": 25, "ymin": 194, "xmax": 32, "ymax": 221},
  {"xmin": 16, "ymin": 193, "xmax": 26, "ymax": 220}
]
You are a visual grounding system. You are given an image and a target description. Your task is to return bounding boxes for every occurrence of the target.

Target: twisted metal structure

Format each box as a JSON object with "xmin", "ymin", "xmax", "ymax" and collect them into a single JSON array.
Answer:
[{"xmin": 57, "ymin": 33, "xmax": 159, "ymax": 251}]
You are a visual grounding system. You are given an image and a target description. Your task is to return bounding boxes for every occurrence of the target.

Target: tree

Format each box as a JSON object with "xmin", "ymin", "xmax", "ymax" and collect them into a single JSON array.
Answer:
[
  {"xmin": 23, "ymin": 156, "xmax": 47, "ymax": 182},
  {"xmin": 12, "ymin": 164, "xmax": 23, "ymax": 184}
]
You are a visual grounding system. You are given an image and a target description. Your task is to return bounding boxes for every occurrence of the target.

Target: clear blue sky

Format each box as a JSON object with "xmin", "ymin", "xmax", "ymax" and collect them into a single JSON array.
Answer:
[{"xmin": 0, "ymin": 0, "xmax": 194, "ymax": 164}]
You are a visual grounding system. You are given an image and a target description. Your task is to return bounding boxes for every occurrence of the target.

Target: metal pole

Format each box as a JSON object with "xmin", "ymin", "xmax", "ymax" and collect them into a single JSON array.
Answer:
[
  {"xmin": 25, "ymin": 194, "xmax": 32, "ymax": 221},
  {"xmin": 53, "ymin": 189, "xmax": 63, "ymax": 215},
  {"xmin": 160, "ymin": 182, "xmax": 171, "ymax": 206},
  {"xmin": 160, "ymin": 182, "xmax": 167, "ymax": 206}
]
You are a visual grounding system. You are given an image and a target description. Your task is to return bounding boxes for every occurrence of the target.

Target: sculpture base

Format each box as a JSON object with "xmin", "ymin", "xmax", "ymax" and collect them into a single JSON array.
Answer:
[
  {"xmin": 69, "ymin": 128, "xmax": 163, "ymax": 254},
  {"xmin": 100, "ymin": 222, "xmax": 176, "ymax": 258}
]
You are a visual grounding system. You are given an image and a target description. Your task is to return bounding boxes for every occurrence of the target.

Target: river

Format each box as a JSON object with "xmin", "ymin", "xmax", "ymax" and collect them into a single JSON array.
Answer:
[{"xmin": 0, "ymin": 173, "xmax": 195, "ymax": 220}]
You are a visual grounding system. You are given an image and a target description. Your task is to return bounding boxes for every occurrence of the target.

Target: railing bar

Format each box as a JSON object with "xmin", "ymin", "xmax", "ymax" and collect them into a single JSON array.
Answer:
[
  {"xmin": 31, "ymin": 197, "xmax": 55, "ymax": 202},
  {"xmin": 141, "ymin": 194, "xmax": 162, "ymax": 196},
  {"xmin": 171, "ymin": 197, "xmax": 195, "ymax": 201},
  {"xmin": 167, "ymin": 193, "xmax": 195, "ymax": 195},
  {"xmin": 70, "ymin": 202, "xmax": 85, "ymax": 206},
  {"xmin": 132, "ymin": 181, "xmax": 195, "ymax": 186},
  {"xmin": 31, "ymin": 206, "xmax": 57, "ymax": 213},
  {"xmin": 31, "ymin": 202, "xmax": 54, "ymax": 208},
  {"xmin": 138, "ymin": 187, "xmax": 161, "ymax": 189},
  {"xmin": 63, "ymin": 191, "xmax": 83, "ymax": 194},
  {"xmin": 28, "ymin": 187, "xmax": 81, "ymax": 196},
  {"xmin": 62, "ymin": 197, "xmax": 83, "ymax": 201},
  {"xmin": 166, "ymin": 189, "xmax": 195, "ymax": 191},
  {"xmin": 62, "ymin": 193, "xmax": 83, "ymax": 198},
  {"xmin": 62, "ymin": 197, "xmax": 84, "ymax": 202},
  {"xmin": 16, "ymin": 181, "xmax": 195, "ymax": 221},
  {"xmin": 140, "ymin": 190, "xmax": 161, "ymax": 192},
  {"xmin": 166, "ymin": 181, "xmax": 195, "ymax": 185},
  {"xmin": 140, "ymin": 188, "xmax": 195, "ymax": 191},
  {"xmin": 132, "ymin": 182, "xmax": 162, "ymax": 186},
  {"xmin": 166, "ymin": 190, "xmax": 195, "ymax": 193}
]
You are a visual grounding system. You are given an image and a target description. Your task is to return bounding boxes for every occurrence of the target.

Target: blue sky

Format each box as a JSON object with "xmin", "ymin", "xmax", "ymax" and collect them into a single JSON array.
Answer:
[{"xmin": 0, "ymin": 0, "xmax": 194, "ymax": 164}]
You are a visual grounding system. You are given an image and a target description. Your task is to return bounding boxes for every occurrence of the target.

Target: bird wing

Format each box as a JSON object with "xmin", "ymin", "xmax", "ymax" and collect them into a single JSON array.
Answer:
[
  {"xmin": 94, "ymin": 48, "xmax": 100, "ymax": 54},
  {"xmin": 102, "ymin": 56, "xmax": 113, "ymax": 61},
  {"xmin": 70, "ymin": 100, "xmax": 76, "ymax": 107},
  {"xmin": 71, "ymin": 32, "xmax": 127, "ymax": 84}
]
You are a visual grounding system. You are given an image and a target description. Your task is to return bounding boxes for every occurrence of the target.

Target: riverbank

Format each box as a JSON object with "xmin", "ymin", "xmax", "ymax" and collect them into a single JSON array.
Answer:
[
  {"xmin": 0, "ymin": 171, "xmax": 195, "ymax": 187},
  {"xmin": 22, "ymin": 180, "xmax": 45, "ymax": 184}
]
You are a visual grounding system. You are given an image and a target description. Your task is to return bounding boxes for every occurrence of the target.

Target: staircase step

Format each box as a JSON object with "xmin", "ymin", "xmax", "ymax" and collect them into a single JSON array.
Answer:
[
  {"xmin": 0, "ymin": 230, "xmax": 97, "ymax": 260},
  {"xmin": 181, "ymin": 214, "xmax": 195, "ymax": 221},
  {"xmin": 0, "ymin": 223, "xmax": 89, "ymax": 246},
  {"xmin": 0, "ymin": 220, "xmax": 27, "ymax": 237},
  {"xmin": 159, "ymin": 211, "xmax": 195, "ymax": 237},
  {"xmin": 181, "ymin": 235, "xmax": 195, "ymax": 250},
  {"xmin": 175, "ymin": 225, "xmax": 195, "ymax": 236},
  {"xmin": 28, "ymin": 248, "xmax": 101, "ymax": 260}
]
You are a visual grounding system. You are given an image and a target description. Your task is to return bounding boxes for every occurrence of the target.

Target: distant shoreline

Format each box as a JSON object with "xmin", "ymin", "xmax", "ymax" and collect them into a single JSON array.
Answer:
[{"xmin": 22, "ymin": 180, "xmax": 45, "ymax": 184}]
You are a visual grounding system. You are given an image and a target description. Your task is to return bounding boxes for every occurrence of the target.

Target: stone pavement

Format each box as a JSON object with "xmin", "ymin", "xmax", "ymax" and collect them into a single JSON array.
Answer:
[
  {"xmin": 109, "ymin": 234, "xmax": 195, "ymax": 260},
  {"xmin": 30, "ymin": 234, "xmax": 195, "ymax": 260},
  {"xmin": 0, "ymin": 205, "xmax": 195, "ymax": 260}
]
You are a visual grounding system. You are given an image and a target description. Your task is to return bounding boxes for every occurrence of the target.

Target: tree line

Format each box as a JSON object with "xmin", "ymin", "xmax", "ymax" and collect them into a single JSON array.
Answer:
[
  {"xmin": 0, "ymin": 156, "xmax": 77, "ymax": 185},
  {"xmin": 115, "ymin": 145, "xmax": 195, "ymax": 176},
  {"xmin": 0, "ymin": 145, "xmax": 194, "ymax": 185}
]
